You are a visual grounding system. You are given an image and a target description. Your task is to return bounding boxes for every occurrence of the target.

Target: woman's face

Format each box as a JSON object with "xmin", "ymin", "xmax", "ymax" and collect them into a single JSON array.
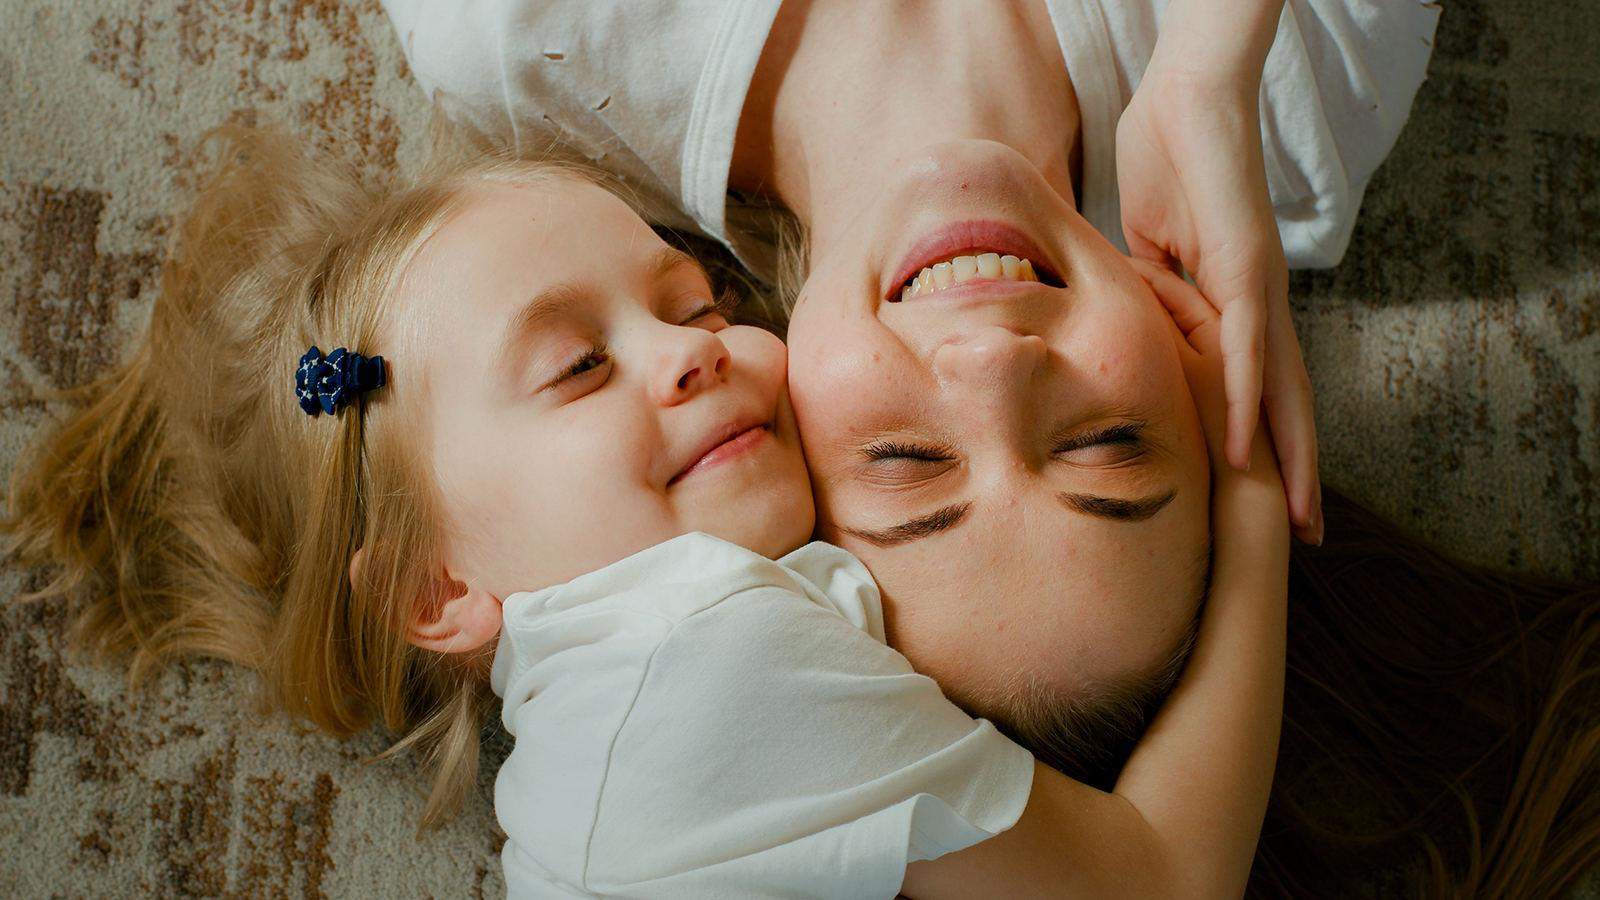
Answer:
[{"xmin": 786, "ymin": 141, "xmax": 1211, "ymax": 728}]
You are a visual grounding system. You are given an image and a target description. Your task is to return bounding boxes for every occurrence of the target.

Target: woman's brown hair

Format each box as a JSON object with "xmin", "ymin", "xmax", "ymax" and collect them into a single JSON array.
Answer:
[{"xmin": 1253, "ymin": 486, "xmax": 1600, "ymax": 900}]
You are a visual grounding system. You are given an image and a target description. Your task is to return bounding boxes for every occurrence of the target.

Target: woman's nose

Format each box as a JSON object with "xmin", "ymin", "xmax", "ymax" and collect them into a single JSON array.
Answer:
[
  {"xmin": 652, "ymin": 325, "xmax": 731, "ymax": 405},
  {"xmin": 930, "ymin": 326, "xmax": 1048, "ymax": 441},
  {"xmin": 931, "ymin": 326, "xmax": 1047, "ymax": 394}
]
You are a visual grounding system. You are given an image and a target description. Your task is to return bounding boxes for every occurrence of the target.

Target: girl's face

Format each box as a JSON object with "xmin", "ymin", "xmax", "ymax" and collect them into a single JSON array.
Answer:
[
  {"xmin": 785, "ymin": 141, "xmax": 1212, "ymax": 719},
  {"xmin": 392, "ymin": 178, "xmax": 813, "ymax": 599}
]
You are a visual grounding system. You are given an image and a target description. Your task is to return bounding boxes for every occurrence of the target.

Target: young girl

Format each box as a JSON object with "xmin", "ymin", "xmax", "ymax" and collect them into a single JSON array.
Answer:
[{"xmin": 4, "ymin": 126, "xmax": 1290, "ymax": 898}]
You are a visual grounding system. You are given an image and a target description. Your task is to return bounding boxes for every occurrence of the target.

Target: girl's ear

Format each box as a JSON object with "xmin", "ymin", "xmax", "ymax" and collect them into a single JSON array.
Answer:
[{"xmin": 349, "ymin": 548, "xmax": 503, "ymax": 655}]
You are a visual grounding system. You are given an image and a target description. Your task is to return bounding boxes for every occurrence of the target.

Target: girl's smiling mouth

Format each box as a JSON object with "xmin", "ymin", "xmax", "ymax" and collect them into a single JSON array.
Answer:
[{"xmin": 670, "ymin": 424, "xmax": 770, "ymax": 486}]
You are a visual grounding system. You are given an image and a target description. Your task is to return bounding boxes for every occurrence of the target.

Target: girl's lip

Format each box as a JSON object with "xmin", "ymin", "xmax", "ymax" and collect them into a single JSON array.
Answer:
[
  {"xmin": 885, "ymin": 220, "xmax": 1063, "ymax": 304},
  {"xmin": 669, "ymin": 424, "xmax": 768, "ymax": 485}
]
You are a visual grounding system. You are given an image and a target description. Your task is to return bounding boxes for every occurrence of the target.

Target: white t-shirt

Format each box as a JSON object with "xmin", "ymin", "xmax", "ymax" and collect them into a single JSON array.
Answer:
[
  {"xmin": 382, "ymin": 0, "xmax": 1439, "ymax": 276},
  {"xmin": 491, "ymin": 533, "xmax": 1035, "ymax": 899}
]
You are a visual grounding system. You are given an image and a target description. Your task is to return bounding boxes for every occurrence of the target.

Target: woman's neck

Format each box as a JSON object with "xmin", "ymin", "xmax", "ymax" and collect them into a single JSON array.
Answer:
[{"xmin": 732, "ymin": 0, "xmax": 1081, "ymax": 257}]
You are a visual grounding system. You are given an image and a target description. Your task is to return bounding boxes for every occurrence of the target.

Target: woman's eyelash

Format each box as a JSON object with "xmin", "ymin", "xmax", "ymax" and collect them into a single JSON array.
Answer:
[
  {"xmin": 862, "ymin": 441, "xmax": 951, "ymax": 462},
  {"xmin": 1056, "ymin": 422, "xmax": 1145, "ymax": 453}
]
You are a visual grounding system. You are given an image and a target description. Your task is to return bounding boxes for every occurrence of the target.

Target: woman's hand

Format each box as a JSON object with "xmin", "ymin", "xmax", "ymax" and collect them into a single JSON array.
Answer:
[
  {"xmin": 1116, "ymin": 0, "xmax": 1322, "ymax": 545},
  {"xmin": 1137, "ymin": 258, "xmax": 1270, "ymax": 478}
]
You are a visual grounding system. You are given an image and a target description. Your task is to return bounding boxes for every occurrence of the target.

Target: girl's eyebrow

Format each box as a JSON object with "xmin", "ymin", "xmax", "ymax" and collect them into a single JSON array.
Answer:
[
  {"xmin": 494, "ymin": 280, "xmax": 594, "ymax": 378},
  {"xmin": 493, "ymin": 247, "xmax": 710, "ymax": 378},
  {"xmin": 650, "ymin": 245, "xmax": 706, "ymax": 283}
]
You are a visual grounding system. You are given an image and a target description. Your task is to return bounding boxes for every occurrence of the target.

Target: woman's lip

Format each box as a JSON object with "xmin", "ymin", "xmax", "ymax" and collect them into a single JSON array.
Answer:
[
  {"xmin": 886, "ymin": 220, "xmax": 1061, "ymax": 304},
  {"xmin": 669, "ymin": 424, "xmax": 768, "ymax": 485}
]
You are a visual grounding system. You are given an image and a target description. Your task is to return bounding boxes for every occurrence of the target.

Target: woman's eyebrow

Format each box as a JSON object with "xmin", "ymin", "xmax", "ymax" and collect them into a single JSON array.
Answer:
[
  {"xmin": 840, "ymin": 487, "xmax": 1175, "ymax": 549},
  {"xmin": 1056, "ymin": 489, "xmax": 1177, "ymax": 522},
  {"xmin": 839, "ymin": 502, "xmax": 973, "ymax": 548}
]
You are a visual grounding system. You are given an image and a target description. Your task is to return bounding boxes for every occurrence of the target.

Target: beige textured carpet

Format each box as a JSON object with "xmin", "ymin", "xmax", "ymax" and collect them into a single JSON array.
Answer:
[{"xmin": 0, "ymin": 0, "xmax": 1597, "ymax": 897}]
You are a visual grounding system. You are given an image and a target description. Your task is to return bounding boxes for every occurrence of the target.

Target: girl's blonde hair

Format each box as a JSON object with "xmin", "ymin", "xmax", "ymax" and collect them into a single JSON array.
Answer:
[{"xmin": 6, "ymin": 126, "xmax": 580, "ymax": 828}]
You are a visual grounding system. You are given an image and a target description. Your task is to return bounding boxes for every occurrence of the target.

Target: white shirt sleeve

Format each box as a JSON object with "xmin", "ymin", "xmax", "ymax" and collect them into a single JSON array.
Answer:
[
  {"xmin": 492, "ymin": 535, "xmax": 1034, "ymax": 900},
  {"xmin": 1052, "ymin": 0, "xmax": 1440, "ymax": 268},
  {"xmin": 379, "ymin": 0, "xmax": 781, "ymax": 244},
  {"xmin": 1256, "ymin": 0, "xmax": 1441, "ymax": 266}
]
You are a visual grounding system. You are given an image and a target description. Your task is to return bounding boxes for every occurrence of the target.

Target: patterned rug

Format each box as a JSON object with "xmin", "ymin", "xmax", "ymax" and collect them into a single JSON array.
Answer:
[{"xmin": 0, "ymin": 0, "xmax": 1596, "ymax": 897}]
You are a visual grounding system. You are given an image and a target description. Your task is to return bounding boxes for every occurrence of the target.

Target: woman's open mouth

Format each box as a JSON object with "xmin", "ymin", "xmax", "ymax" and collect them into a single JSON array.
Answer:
[
  {"xmin": 886, "ymin": 220, "xmax": 1066, "ymax": 303},
  {"xmin": 897, "ymin": 252, "xmax": 1041, "ymax": 301}
]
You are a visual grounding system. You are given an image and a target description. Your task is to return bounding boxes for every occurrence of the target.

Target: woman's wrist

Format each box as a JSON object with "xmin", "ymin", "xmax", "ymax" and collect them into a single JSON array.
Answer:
[{"xmin": 1143, "ymin": 0, "xmax": 1285, "ymax": 98}]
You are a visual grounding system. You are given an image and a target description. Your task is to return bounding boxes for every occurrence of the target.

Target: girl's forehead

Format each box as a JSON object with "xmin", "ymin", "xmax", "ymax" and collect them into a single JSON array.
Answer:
[
  {"xmin": 451, "ymin": 176, "xmax": 650, "ymax": 239},
  {"xmin": 389, "ymin": 177, "xmax": 681, "ymax": 350},
  {"xmin": 405, "ymin": 179, "xmax": 662, "ymax": 291}
]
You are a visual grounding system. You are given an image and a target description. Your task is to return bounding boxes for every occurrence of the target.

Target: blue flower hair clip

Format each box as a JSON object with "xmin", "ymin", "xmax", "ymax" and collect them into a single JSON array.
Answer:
[{"xmin": 295, "ymin": 346, "xmax": 386, "ymax": 416}]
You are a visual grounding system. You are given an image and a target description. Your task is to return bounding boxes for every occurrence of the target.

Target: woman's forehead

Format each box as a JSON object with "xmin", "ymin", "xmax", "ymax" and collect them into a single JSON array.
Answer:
[{"xmin": 853, "ymin": 480, "xmax": 1211, "ymax": 705}]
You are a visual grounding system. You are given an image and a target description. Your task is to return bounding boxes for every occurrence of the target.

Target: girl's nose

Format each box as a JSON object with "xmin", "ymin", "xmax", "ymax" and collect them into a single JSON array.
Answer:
[{"xmin": 653, "ymin": 325, "xmax": 731, "ymax": 405}]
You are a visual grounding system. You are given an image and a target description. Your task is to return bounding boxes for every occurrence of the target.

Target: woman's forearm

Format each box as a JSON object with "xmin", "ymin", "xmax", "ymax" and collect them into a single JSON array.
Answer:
[{"xmin": 1111, "ymin": 424, "xmax": 1289, "ymax": 899}]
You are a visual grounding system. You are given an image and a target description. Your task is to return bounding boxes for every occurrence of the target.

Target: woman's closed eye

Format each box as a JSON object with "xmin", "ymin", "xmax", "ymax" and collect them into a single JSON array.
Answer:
[
  {"xmin": 1054, "ymin": 422, "xmax": 1147, "ymax": 467},
  {"xmin": 856, "ymin": 424, "xmax": 1147, "ymax": 483},
  {"xmin": 858, "ymin": 441, "xmax": 956, "ymax": 485}
]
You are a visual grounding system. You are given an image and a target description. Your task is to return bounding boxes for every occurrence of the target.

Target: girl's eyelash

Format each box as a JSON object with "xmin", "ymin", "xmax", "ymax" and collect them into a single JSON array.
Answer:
[
  {"xmin": 542, "ymin": 288, "xmax": 730, "ymax": 393},
  {"xmin": 862, "ymin": 441, "xmax": 951, "ymax": 462},
  {"xmin": 546, "ymin": 343, "xmax": 611, "ymax": 390},
  {"xmin": 683, "ymin": 290, "xmax": 741, "ymax": 324},
  {"xmin": 1056, "ymin": 422, "xmax": 1145, "ymax": 453}
]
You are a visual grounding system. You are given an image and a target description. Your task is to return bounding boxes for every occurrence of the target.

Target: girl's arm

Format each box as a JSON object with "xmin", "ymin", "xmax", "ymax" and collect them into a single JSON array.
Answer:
[
  {"xmin": 1117, "ymin": 0, "xmax": 1323, "ymax": 548},
  {"xmin": 900, "ymin": 261, "xmax": 1289, "ymax": 900}
]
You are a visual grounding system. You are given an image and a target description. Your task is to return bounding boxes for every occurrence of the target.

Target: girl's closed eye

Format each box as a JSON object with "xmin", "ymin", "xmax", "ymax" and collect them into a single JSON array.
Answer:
[
  {"xmin": 543, "ymin": 342, "xmax": 612, "ymax": 393},
  {"xmin": 677, "ymin": 290, "xmax": 741, "ymax": 329},
  {"xmin": 538, "ymin": 291, "xmax": 734, "ymax": 396}
]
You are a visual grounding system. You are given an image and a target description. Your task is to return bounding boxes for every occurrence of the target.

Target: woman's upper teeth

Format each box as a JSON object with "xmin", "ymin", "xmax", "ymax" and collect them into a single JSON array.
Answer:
[{"xmin": 900, "ymin": 253, "xmax": 1038, "ymax": 300}]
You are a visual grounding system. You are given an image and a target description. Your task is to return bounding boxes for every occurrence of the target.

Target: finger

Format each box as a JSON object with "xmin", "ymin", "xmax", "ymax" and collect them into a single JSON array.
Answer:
[
  {"xmin": 1181, "ymin": 338, "xmax": 1231, "ymax": 472},
  {"xmin": 1262, "ymin": 366, "xmax": 1321, "ymax": 544},
  {"xmin": 1219, "ymin": 296, "xmax": 1265, "ymax": 472},
  {"xmin": 1260, "ymin": 324, "xmax": 1322, "ymax": 544},
  {"xmin": 1129, "ymin": 239, "xmax": 1182, "ymax": 277},
  {"xmin": 1132, "ymin": 259, "xmax": 1216, "ymax": 336}
]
